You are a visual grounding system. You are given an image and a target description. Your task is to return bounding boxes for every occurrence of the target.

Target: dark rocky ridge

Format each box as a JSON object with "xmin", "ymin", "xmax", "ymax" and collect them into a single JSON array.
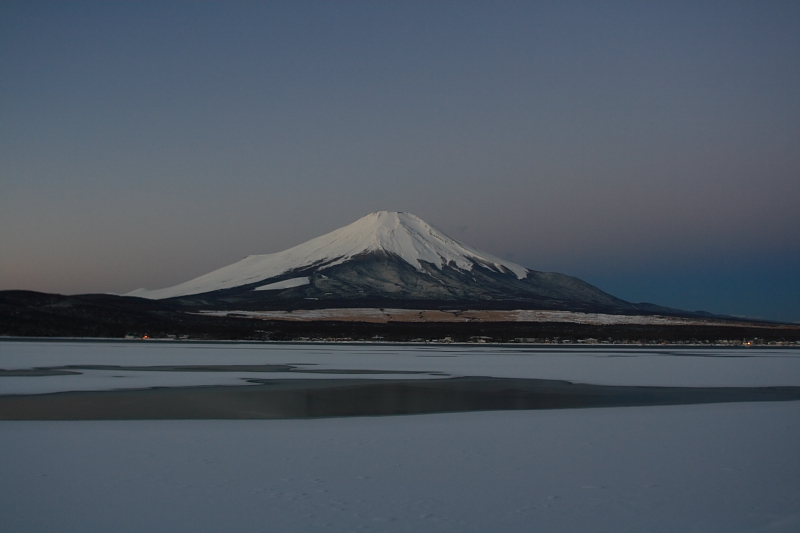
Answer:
[{"xmin": 2, "ymin": 290, "xmax": 799, "ymax": 343}]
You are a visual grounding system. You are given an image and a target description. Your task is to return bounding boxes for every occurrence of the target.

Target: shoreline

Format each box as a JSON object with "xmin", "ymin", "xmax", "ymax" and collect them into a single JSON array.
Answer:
[{"xmin": 2, "ymin": 336, "xmax": 799, "ymax": 347}]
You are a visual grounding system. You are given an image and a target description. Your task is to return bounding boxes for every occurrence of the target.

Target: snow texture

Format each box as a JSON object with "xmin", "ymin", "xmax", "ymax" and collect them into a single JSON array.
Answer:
[
  {"xmin": 2, "ymin": 404, "xmax": 799, "ymax": 533},
  {"xmin": 254, "ymin": 277, "xmax": 310, "ymax": 291},
  {"xmin": 126, "ymin": 211, "xmax": 528, "ymax": 299}
]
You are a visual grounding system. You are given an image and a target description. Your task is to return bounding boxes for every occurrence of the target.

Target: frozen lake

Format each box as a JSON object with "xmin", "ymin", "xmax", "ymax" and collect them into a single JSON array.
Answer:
[
  {"xmin": 2, "ymin": 339, "xmax": 800, "ymax": 395},
  {"xmin": 1, "ymin": 340, "xmax": 799, "ymax": 532}
]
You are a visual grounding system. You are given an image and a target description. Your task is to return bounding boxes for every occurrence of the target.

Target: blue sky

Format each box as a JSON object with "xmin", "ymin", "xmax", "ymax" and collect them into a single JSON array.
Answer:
[{"xmin": 1, "ymin": 1, "xmax": 798, "ymax": 322}]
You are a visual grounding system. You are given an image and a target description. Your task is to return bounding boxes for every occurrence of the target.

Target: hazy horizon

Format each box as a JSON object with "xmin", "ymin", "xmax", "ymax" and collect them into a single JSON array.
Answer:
[{"xmin": 2, "ymin": 1, "xmax": 798, "ymax": 322}]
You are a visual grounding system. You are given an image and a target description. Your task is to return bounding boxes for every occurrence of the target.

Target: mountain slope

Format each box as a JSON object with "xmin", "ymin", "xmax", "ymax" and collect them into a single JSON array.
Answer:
[
  {"xmin": 124, "ymin": 211, "xmax": 671, "ymax": 314},
  {"xmin": 127, "ymin": 211, "xmax": 527, "ymax": 300}
]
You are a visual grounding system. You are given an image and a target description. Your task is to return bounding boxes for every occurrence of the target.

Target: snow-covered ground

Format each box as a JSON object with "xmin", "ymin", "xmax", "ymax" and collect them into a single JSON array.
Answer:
[
  {"xmin": 2, "ymin": 341, "xmax": 799, "ymax": 532},
  {"xmin": 2, "ymin": 404, "xmax": 799, "ymax": 533}
]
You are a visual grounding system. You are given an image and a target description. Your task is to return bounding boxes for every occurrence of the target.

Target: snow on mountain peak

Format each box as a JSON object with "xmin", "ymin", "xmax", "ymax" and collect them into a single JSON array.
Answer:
[
  {"xmin": 126, "ymin": 211, "xmax": 528, "ymax": 300},
  {"xmin": 343, "ymin": 211, "xmax": 528, "ymax": 279}
]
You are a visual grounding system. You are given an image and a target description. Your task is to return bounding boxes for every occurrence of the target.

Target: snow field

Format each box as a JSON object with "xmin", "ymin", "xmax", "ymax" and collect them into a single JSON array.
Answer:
[{"xmin": 2, "ymin": 403, "xmax": 799, "ymax": 533}]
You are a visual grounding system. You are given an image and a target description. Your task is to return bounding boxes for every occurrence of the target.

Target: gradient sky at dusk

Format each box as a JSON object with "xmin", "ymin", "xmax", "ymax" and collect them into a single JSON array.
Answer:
[{"xmin": 1, "ymin": 1, "xmax": 798, "ymax": 322}]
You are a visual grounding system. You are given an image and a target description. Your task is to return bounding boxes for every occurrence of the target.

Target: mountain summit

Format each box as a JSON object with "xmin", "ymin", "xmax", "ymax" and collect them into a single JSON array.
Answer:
[{"xmin": 127, "ymin": 211, "xmax": 670, "ymax": 314}]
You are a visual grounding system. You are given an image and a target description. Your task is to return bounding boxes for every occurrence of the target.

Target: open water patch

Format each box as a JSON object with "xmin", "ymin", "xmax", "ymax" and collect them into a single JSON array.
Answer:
[{"xmin": 2, "ymin": 376, "xmax": 798, "ymax": 420}]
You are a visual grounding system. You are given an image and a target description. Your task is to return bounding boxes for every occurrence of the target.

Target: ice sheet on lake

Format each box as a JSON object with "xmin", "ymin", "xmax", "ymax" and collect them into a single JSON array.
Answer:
[
  {"xmin": 2, "ymin": 341, "xmax": 798, "ymax": 531},
  {"xmin": 1, "ymin": 341, "xmax": 799, "ymax": 395},
  {"xmin": 2, "ymin": 402, "xmax": 798, "ymax": 533},
  {"xmin": 0, "ymin": 369, "xmax": 446, "ymax": 396}
]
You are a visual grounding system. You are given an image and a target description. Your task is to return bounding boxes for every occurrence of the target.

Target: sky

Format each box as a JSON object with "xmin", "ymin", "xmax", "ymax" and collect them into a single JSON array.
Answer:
[{"xmin": 1, "ymin": 1, "xmax": 798, "ymax": 322}]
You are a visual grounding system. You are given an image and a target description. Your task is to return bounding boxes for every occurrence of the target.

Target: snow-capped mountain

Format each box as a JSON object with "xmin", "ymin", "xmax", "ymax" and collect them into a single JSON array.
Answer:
[
  {"xmin": 126, "ymin": 211, "xmax": 659, "ymax": 314},
  {"xmin": 128, "ymin": 211, "xmax": 527, "ymax": 299}
]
